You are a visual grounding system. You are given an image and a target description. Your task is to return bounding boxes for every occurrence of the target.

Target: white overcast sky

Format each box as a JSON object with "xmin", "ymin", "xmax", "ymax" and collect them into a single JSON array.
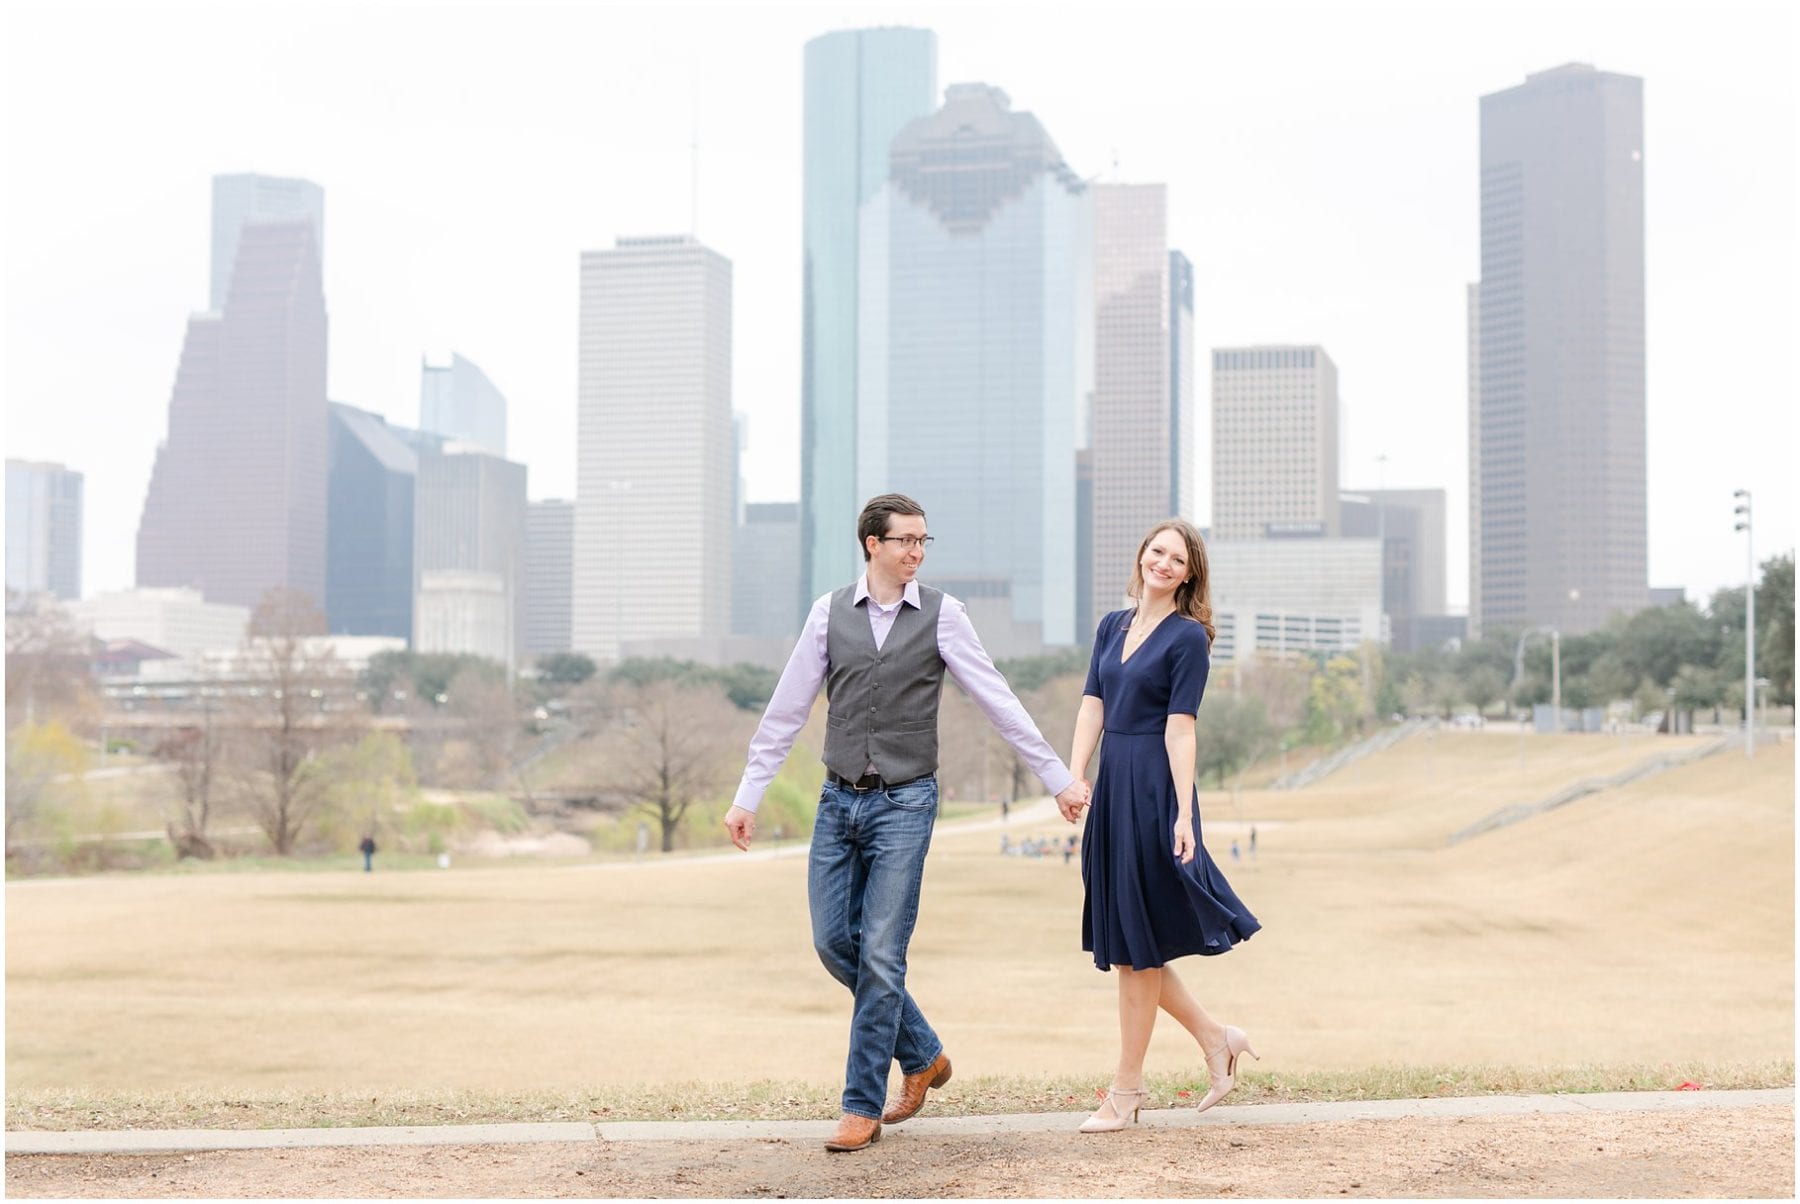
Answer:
[{"xmin": 3, "ymin": 0, "xmax": 1794, "ymax": 612}]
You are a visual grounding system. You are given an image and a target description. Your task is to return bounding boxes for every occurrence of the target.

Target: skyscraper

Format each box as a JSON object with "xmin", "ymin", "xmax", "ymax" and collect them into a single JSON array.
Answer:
[
  {"xmin": 326, "ymin": 403, "xmax": 424, "ymax": 640},
  {"xmin": 800, "ymin": 26, "xmax": 938, "ymax": 613},
  {"xmin": 5, "ymin": 459, "xmax": 83, "ymax": 601},
  {"xmin": 1475, "ymin": 63, "xmax": 1646, "ymax": 635},
  {"xmin": 1340, "ymin": 487, "xmax": 1449, "ymax": 649},
  {"xmin": 574, "ymin": 236, "xmax": 733, "ymax": 660},
  {"xmin": 420, "ymin": 353, "xmax": 508, "ymax": 458},
  {"xmin": 138, "ymin": 216, "xmax": 328, "ymax": 608},
  {"xmin": 210, "ymin": 173, "xmax": 325, "ymax": 313},
  {"xmin": 732, "ymin": 502, "xmax": 802, "ymax": 641},
  {"xmin": 1211, "ymin": 345, "xmax": 1339, "ymax": 540},
  {"xmin": 524, "ymin": 499, "xmax": 574, "ymax": 656},
  {"xmin": 1089, "ymin": 184, "xmax": 1195, "ymax": 629},
  {"xmin": 857, "ymin": 82, "xmax": 1092, "ymax": 652},
  {"xmin": 413, "ymin": 442, "xmax": 527, "ymax": 670}
]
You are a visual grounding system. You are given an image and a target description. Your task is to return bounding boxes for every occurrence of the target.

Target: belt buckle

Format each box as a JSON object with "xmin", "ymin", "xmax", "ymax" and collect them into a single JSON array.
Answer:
[{"xmin": 852, "ymin": 773, "xmax": 881, "ymax": 792}]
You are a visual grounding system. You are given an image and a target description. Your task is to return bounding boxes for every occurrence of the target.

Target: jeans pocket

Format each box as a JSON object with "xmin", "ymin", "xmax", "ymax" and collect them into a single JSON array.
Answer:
[{"xmin": 883, "ymin": 780, "xmax": 938, "ymax": 812}]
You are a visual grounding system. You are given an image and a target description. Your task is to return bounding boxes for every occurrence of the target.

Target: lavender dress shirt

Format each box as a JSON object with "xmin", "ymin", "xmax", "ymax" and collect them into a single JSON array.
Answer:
[{"xmin": 730, "ymin": 576, "xmax": 1076, "ymax": 813}]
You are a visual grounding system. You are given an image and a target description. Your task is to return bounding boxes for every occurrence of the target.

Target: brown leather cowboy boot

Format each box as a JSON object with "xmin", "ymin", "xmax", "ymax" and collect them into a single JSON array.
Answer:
[
  {"xmin": 880, "ymin": 1052, "xmax": 952, "ymax": 1124},
  {"xmin": 823, "ymin": 1112, "xmax": 882, "ymax": 1152}
]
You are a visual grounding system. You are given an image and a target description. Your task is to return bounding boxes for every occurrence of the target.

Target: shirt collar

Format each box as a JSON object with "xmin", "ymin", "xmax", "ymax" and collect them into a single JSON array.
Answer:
[{"xmin": 854, "ymin": 574, "xmax": 921, "ymax": 611}]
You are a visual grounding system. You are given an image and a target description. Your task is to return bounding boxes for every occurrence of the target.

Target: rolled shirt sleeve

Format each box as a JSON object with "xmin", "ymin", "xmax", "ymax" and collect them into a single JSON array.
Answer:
[
  {"xmin": 729, "ymin": 594, "xmax": 831, "ymax": 813},
  {"xmin": 937, "ymin": 595, "xmax": 1076, "ymax": 797}
]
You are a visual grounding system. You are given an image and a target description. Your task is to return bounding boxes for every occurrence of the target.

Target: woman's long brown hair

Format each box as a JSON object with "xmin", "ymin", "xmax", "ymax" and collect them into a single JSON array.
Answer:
[{"xmin": 1125, "ymin": 518, "xmax": 1215, "ymax": 643}]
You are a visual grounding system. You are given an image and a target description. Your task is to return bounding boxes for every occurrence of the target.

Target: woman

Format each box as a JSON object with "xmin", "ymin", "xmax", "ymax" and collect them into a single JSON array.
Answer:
[{"xmin": 1066, "ymin": 518, "xmax": 1261, "ymax": 1133}]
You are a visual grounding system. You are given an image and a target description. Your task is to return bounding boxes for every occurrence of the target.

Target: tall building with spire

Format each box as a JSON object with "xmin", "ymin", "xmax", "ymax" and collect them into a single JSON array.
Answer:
[
  {"xmin": 857, "ymin": 82, "xmax": 1092, "ymax": 652},
  {"xmin": 799, "ymin": 26, "xmax": 938, "ymax": 613},
  {"xmin": 1473, "ymin": 63, "xmax": 1646, "ymax": 635},
  {"xmin": 138, "ymin": 201, "xmax": 328, "ymax": 609}
]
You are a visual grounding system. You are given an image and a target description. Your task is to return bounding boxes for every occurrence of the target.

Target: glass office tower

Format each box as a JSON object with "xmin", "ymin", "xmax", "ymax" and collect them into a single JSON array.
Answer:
[
  {"xmin": 800, "ymin": 26, "xmax": 937, "ymax": 611},
  {"xmin": 858, "ymin": 83, "xmax": 1092, "ymax": 650}
]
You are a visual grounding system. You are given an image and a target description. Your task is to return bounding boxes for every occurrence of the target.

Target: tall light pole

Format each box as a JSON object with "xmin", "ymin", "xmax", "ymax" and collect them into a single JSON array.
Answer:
[{"xmin": 1734, "ymin": 489, "xmax": 1755, "ymax": 758}]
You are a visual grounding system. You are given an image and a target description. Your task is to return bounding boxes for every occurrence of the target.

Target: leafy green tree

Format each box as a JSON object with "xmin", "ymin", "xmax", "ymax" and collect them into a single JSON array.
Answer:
[
  {"xmin": 995, "ymin": 647, "xmax": 1089, "ymax": 692},
  {"xmin": 1757, "ymin": 553, "xmax": 1794, "ymax": 706},
  {"xmin": 1302, "ymin": 656, "xmax": 1365, "ymax": 744},
  {"xmin": 317, "ymin": 732, "xmax": 418, "ymax": 850},
  {"xmin": 361, "ymin": 650, "xmax": 504, "ymax": 712},
  {"xmin": 1578, "ymin": 650, "xmax": 1638, "ymax": 707},
  {"xmin": 5, "ymin": 719, "xmax": 87, "ymax": 857},
  {"xmin": 1194, "ymin": 695, "xmax": 1272, "ymax": 788},
  {"xmin": 1613, "ymin": 602, "xmax": 1718, "ymax": 689},
  {"xmin": 1462, "ymin": 666, "xmax": 1507, "ymax": 717},
  {"xmin": 1670, "ymin": 663, "xmax": 1726, "ymax": 712},
  {"xmin": 536, "ymin": 652, "xmax": 597, "ymax": 686},
  {"xmin": 711, "ymin": 663, "xmax": 780, "ymax": 712}
]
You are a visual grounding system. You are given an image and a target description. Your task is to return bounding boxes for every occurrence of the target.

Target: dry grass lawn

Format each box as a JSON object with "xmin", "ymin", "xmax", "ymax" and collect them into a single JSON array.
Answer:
[{"xmin": 6, "ymin": 733, "xmax": 1790, "ymax": 1101}]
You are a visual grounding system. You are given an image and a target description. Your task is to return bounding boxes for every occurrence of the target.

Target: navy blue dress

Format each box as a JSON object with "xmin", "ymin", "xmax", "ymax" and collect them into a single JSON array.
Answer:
[{"xmin": 1081, "ymin": 608, "xmax": 1260, "ymax": 971}]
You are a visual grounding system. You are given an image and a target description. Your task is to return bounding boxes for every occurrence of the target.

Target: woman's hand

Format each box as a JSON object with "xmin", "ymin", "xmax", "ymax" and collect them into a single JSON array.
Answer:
[{"xmin": 1172, "ymin": 821, "xmax": 1196, "ymax": 865}]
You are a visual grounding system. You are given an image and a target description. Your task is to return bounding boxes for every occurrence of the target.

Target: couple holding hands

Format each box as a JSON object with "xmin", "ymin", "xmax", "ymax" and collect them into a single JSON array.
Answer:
[{"xmin": 723, "ymin": 493, "xmax": 1260, "ymax": 1152}]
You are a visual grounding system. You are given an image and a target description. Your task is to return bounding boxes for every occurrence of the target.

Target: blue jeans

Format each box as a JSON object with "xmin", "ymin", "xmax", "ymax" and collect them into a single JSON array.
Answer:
[{"xmin": 808, "ymin": 776, "xmax": 944, "ymax": 1120}]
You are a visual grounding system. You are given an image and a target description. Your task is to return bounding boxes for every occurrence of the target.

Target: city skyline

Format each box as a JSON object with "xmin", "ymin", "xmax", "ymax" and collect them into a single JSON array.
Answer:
[{"xmin": 4, "ymin": 4, "xmax": 1793, "ymax": 615}]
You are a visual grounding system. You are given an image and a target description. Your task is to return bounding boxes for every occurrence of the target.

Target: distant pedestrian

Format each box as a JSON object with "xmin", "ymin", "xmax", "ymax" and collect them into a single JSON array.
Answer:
[
  {"xmin": 1063, "ymin": 835, "xmax": 1075, "ymax": 865},
  {"xmin": 1001, "ymin": 797, "xmax": 1011, "ymax": 822},
  {"xmin": 1230, "ymin": 839, "xmax": 1241, "ymax": 864},
  {"xmin": 1249, "ymin": 826, "xmax": 1258, "ymax": 859},
  {"xmin": 1000, "ymin": 834, "xmax": 1012, "ymax": 855},
  {"xmin": 359, "ymin": 835, "xmax": 377, "ymax": 873},
  {"xmin": 635, "ymin": 821, "xmax": 650, "ymax": 858}
]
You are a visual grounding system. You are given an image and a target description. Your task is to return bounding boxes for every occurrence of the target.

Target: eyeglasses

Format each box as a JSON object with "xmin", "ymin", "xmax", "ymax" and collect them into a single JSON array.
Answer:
[{"xmin": 878, "ymin": 536, "xmax": 935, "ymax": 549}]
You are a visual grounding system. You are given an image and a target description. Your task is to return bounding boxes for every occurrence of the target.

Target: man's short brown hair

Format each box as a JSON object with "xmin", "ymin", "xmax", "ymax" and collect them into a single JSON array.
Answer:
[{"xmin": 857, "ymin": 494, "xmax": 927, "ymax": 561}]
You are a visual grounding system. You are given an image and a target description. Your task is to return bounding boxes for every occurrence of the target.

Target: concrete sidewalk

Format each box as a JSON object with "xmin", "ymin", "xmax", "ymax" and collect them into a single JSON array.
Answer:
[{"xmin": 7, "ymin": 1088, "xmax": 1789, "ymax": 1156}]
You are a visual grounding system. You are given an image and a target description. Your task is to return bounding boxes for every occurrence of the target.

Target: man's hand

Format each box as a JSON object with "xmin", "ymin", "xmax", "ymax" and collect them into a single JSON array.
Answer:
[
  {"xmin": 724, "ymin": 805, "xmax": 757, "ymax": 852},
  {"xmin": 1055, "ymin": 778, "xmax": 1090, "ymax": 823}
]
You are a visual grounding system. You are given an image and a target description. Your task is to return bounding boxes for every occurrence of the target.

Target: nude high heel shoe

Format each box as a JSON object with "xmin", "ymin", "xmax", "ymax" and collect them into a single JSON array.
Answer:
[
  {"xmin": 1078, "ymin": 1086, "xmax": 1149, "ymax": 1133},
  {"xmin": 1195, "ymin": 1025, "xmax": 1259, "ymax": 1114}
]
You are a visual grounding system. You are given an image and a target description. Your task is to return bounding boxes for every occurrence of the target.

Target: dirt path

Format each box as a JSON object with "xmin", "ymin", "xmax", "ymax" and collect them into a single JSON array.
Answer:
[{"xmin": 8, "ymin": 1104, "xmax": 1791, "ymax": 1198}]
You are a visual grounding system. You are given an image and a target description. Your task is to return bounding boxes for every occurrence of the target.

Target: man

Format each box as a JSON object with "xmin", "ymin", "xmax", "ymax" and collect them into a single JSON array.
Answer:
[{"xmin": 725, "ymin": 493, "xmax": 1090, "ymax": 1153}]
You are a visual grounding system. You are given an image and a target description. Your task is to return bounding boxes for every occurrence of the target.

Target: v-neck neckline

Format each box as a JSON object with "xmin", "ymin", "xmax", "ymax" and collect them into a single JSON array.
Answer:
[{"xmin": 1119, "ymin": 608, "xmax": 1176, "ymax": 665}]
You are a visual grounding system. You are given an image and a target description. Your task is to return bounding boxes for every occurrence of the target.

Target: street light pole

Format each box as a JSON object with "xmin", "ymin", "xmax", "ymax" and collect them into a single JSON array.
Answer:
[{"xmin": 1734, "ymin": 489, "xmax": 1755, "ymax": 758}]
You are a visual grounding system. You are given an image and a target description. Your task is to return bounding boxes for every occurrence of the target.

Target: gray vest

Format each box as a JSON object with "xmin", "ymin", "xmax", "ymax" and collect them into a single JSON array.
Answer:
[{"xmin": 822, "ymin": 583, "xmax": 946, "ymax": 784}]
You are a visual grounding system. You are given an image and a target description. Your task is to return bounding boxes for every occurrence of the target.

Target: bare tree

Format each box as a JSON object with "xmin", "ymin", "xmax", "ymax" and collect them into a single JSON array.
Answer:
[
  {"xmin": 592, "ymin": 678, "xmax": 745, "ymax": 852},
  {"xmin": 1236, "ymin": 656, "xmax": 1313, "ymax": 735},
  {"xmin": 445, "ymin": 665, "xmax": 525, "ymax": 792},
  {"xmin": 226, "ymin": 589, "xmax": 358, "ymax": 855},
  {"xmin": 156, "ymin": 691, "xmax": 221, "ymax": 859},
  {"xmin": 5, "ymin": 592, "xmax": 97, "ymax": 734}
]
